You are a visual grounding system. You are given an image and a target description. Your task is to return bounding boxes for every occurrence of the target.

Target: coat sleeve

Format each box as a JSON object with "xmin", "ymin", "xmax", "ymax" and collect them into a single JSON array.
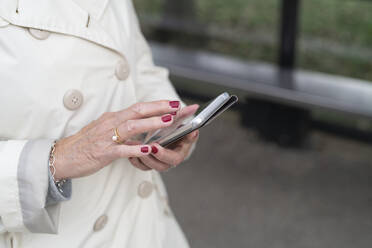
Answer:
[
  {"xmin": 129, "ymin": 2, "xmax": 197, "ymax": 160},
  {"xmin": 130, "ymin": 3, "xmax": 183, "ymax": 104},
  {"xmin": 0, "ymin": 139, "xmax": 70, "ymax": 234}
]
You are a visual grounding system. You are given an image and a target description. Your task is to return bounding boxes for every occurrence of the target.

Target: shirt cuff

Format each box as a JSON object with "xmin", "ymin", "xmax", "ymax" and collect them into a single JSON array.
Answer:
[{"xmin": 46, "ymin": 167, "xmax": 72, "ymax": 206}]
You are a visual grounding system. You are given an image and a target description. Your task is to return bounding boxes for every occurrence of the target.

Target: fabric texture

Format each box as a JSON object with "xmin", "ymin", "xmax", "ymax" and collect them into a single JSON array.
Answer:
[
  {"xmin": 0, "ymin": 140, "xmax": 27, "ymax": 233},
  {"xmin": 0, "ymin": 0, "xmax": 191, "ymax": 246},
  {"xmin": 0, "ymin": 139, "xmax": 71, "ymax": 235},
  {"xmin": 17, "ymin": 139, "xmax": 64, "ymax": 234}
]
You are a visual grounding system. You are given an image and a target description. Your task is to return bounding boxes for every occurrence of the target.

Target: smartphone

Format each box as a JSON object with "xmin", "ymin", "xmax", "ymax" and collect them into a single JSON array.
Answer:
[{"xmin": 144, "ymin": 92, "xmax": 238, "ymax": 147}]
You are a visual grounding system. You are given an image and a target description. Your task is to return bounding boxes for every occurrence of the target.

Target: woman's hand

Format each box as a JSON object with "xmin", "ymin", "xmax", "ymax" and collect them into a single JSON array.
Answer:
[
  {"xmin": 129, "ymin": 104, "xmax": 200, "ymax": 172},
  {"xmin": 53, "ymin": 100, "xmax": 181, "ymax": 180}
]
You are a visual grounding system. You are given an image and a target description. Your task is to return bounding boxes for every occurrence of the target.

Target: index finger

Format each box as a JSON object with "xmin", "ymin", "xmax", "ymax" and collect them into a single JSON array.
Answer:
[
  {"xmin": 176, "ymin": 104, "xmax": 199, "ymax": 120},
  {"xmin": 118, "ymin": 100, "xmax": 181, "ymax": 121}
]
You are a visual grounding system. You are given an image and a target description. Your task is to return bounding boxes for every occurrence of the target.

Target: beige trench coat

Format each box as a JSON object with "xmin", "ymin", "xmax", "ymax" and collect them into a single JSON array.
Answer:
[{"xmin": 0, "ymin": 0, "xmax": 190, "ymax": 247}]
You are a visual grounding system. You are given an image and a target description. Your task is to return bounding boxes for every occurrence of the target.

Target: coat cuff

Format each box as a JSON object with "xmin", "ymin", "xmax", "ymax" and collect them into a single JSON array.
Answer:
[
  {"xmin": 0, "ymin": 140, "xmax": 27, "ymax": 232},
  {"xmin": 46, "ymin": 169, "xmax": 72, "ymax": 206},
  {"xmin": 0, "ymin": 139, "xmax": 64, "ymax": 233}
]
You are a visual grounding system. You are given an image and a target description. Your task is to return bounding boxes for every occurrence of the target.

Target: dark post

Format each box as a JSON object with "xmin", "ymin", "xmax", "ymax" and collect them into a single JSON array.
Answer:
[
  {"xmin": 163, "ymin": 0, "xmax": 196, "ymax": 20},
  {"xmin": 279, "ymin": 0, "xmax": 300, "ymax": 69},
  {"xmin": 243, "ymin": 0, "xmax": 309, "ymax": 147}
]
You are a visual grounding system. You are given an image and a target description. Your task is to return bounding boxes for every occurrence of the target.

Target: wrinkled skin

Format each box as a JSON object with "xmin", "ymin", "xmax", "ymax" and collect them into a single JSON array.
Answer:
[{"xmin": 53, "ymin": 100, "xmax": 199, "ymax": 180}]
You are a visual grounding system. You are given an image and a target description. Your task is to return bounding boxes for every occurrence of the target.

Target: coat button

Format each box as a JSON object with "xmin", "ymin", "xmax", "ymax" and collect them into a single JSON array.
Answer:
[
  {"xmin": 63, "ymin": 89, "xmax": 84, "ymax": 110},
  {"xmin": 28, "ymin": 28, "xmax": 50, "ymax": 40},
  {"xmin": 93, "ymin": 215, "xmax": 108, "ymax": 232},
  {"xmin": 115, "ymin": 59, "xmax": 130, "ymax": 80},
  {"xmin": 138, "ymin": 181, "xmax": 153, "ymax": 198}
]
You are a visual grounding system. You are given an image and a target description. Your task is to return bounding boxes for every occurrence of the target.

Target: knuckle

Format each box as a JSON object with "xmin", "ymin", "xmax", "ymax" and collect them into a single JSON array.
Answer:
[
  {"xmin": 101, "ymin": 112, "xmax": 118, "ymax": 126},
  {"xmin": 123, "ymin": 120, "xmax": 137, "ymax": 134},
  {"xmin": 114, "ymin": 147, "xmax": 128, "ymax": 158},
  {"xmin": 131, "ymin": 103, "xmax": 145, "ymax": 116},
  {"xmin": 112, "ymin": 147, "xmax": 122, "ymax": 157}
]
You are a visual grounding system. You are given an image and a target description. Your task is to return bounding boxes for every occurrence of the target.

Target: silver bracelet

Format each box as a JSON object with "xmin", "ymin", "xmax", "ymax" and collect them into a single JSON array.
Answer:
[{"xmin": 49, "ymin": 140, "xmax": 67, "ymax": 193}]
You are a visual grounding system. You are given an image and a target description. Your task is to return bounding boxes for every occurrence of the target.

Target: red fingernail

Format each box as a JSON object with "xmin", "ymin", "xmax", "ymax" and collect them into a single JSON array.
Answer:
[
  {"xmin": 170, "ymin": 101, "xmax": 180, "ymax": 108},
  {"xmin": 151, "ymin": 146, "xmax": 158, "ymax": 154},
  {"xmin": 162, "ymin": 114, "xmax": 172, "ymax": 122},
  {"xmin": 141, "ymin": 146, "xmax": 149, "ymax": 153},
  {"xmin": 171, "ymin": 111, "xmax": 177, "ymax": 116}
]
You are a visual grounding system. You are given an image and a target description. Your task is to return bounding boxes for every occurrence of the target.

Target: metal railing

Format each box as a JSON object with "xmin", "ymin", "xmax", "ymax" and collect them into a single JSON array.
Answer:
[{"xmin": 143, "ymin": 0, "xmax": 372, "ymax": 145}]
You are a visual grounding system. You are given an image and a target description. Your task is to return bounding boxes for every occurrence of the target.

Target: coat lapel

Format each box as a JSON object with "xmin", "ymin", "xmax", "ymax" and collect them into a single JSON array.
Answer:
[
  {"xmin": 0, "ymin": 0, "xmax": 123, "ymax": 57},
  {"xmin": 72, "ymin": 0, "xmax": 110, "ymax": 21}
]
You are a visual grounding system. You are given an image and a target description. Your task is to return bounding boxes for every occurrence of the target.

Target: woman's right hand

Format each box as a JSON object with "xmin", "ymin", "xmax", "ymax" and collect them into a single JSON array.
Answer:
[{"xmin": 53, "ymin": 100, "xmax": 180, "ymax": 180}]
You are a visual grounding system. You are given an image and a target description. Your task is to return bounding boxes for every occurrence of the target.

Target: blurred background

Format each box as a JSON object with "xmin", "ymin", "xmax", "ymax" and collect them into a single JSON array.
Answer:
[{"xmin": 134, "ymin": 0, "xmax": 372, "ymax": 247}]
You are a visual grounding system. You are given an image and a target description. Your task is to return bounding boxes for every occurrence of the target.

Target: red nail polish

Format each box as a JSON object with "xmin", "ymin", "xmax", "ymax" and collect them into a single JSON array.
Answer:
[
  {"xmin": 162, "ymin": 114, "xmax": 172, "ymax": 122},
  {"xmin": 151, "ymin": 146, "xmax": 158, "ymax": 154},
  {"xmin": 170, "ymin": 101, "xmax": 180, "ymax": 108},
  {"xmin": 171, "ymin": 111, "xmax": 177, "ymax": 116},
  {"xmin": 141, "ymin": 146, "xmax": 149, "ymax": 153}
]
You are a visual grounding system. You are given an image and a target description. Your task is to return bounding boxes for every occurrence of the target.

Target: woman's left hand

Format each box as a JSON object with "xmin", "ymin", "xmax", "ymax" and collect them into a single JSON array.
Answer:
[{"xmin": 129, "ymin": 104, "xmax": 200, "ymax": 171}]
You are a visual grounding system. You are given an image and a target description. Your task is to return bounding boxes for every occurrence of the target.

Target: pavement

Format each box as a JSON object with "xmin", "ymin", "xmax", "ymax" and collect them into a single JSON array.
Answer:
[{"xmin": 162, "ymin": 107, "xmax": 372, "ymax": 248}]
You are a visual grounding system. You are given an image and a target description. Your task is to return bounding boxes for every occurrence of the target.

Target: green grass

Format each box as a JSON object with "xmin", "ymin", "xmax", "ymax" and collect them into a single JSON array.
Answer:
[
  {"xmin": 133, "ymin": 0, "xmax": 372, "ymax": 82},
  {"xmin": 301, "ymin": 0, "xmax": 372, "ymax": 46}
]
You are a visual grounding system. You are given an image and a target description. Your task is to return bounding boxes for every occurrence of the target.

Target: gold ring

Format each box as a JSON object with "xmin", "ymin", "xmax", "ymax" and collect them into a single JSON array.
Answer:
[{"xmin": 112, "ymin": 128, "xmax": 123, "ymax": 144}]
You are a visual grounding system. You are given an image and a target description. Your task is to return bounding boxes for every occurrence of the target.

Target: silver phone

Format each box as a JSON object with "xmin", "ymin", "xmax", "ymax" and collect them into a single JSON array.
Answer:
[{"xmin": 144, "ymin": 92, "xmax": 238, "ymax": 147}]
